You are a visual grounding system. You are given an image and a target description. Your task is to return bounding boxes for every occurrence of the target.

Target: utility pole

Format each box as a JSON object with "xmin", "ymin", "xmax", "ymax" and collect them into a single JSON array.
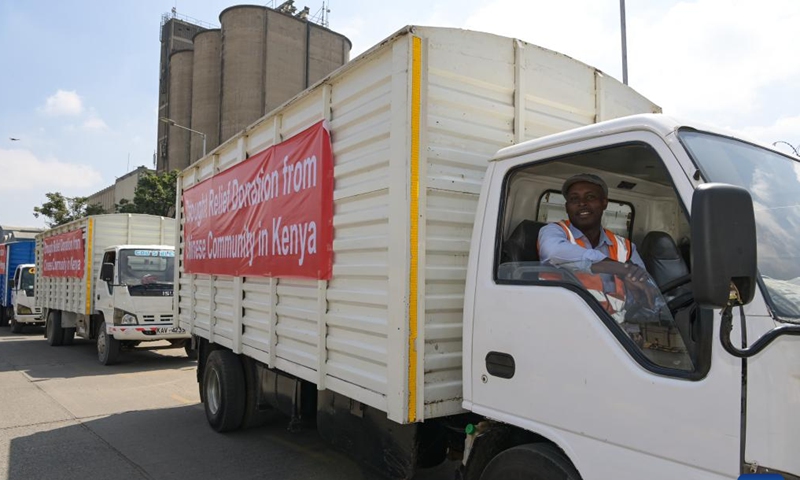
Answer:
[{"xmin": 620, "ymin": 0, "xmax": 628, "ymax": 85}]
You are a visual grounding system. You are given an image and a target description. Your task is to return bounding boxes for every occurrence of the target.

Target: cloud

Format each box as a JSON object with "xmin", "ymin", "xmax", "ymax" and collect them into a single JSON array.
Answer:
[
  {"xmin": 82, "ymin": 116, "xmax": 109, "ymax": 132},
  {"xmin": 0, "ymin": 148, "xmax": 102, "ymax": 191},
  {"xmin": 628, "ymin": 0, "xmax": 800, "ymax": 124},
  {"xmin": 737, "ymin": 115, "xmax": 800, "ymax": 149},
  {"xmin": 41, "ymin": 90, "xmax": 84, "ymax": 116},
  {"xmin": 459, "ymin": 0, "xmax": 800, "ymax": 132}
]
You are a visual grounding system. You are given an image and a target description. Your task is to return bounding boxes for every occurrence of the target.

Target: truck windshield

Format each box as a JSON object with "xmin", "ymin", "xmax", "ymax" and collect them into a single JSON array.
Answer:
[
  {"xmin": 119, "ymin": 249, "xmax": 175, "ymax": 296},
  {"xmin": 20, "ymin": 267, "xmax": 35, "ymax": 294},
  {"xmin": 680, "ymin": 130, "xmax": 800, "ymax": 321}
]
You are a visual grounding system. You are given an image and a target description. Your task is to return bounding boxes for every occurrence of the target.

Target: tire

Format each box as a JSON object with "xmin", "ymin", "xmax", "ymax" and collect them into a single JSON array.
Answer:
[
  {"xmin": 0, "ymin": 305, "xmax": 7, "ymax": 327},
  {"xmin": 10, "ymin": 316, "xmax": 23, "ymax": 333},
  {"xmin": 62, "ymin": 328, "xmax": 76, "ymax": 346},
  {"xmin": 46, "ymin": 311, "xmax": 64, "ymax": 346},
  {"xmin": 479, "ymin": 444, "xmax": 581, "ymax": 480},
  {"xmin": 96, "ymin": 321, "xmax": 120, "ymax": 365},
  {"xmin": 203, "ymin": 350, "xmax": 246, "ymax": 432}
]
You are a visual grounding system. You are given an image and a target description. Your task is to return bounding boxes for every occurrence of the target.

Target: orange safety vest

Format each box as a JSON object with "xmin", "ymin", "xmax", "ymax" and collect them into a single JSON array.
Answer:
[{"xmin": 547, "ymin": 221, "xmax": 633, "ymax": 318}]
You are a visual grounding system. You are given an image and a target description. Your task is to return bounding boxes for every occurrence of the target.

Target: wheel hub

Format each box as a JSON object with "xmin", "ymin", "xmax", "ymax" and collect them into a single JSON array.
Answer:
[{"xmin": 207, "ymin": 369, "xmax": 222, "ymax": 415}]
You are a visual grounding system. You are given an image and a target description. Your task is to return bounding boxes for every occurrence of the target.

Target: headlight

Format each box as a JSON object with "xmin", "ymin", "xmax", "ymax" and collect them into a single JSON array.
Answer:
[
  {"xmin": 17, "ymin": 305, "xmax": 32, "ymax": 315},
  {"xmin": 114, "ymin": 308, "xmax": 139, "ymax": 325}
]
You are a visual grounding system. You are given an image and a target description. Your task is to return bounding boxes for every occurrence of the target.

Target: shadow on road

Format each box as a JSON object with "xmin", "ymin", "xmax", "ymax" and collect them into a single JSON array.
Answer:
[
  {"xmin": 6, "ymin": 404, "xmax": 456, "ymax": 480},
  {"xmin": 0, "ymin": 327, "xmax": 194, "ymax": 380}
]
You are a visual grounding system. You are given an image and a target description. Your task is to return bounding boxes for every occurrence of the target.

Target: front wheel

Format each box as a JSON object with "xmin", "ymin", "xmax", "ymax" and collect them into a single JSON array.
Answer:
[
  {"xmin": 203, "ymin": 350, "xmax": 246, "ymax": 432},
  {"xmin": 10, "ymin": 316, "xmax": 23, "ymax": 333},
  {"xmin": 0, "ymin": 306, "xmax": 7, "ymax": 327},
  {"xmin": 97, "ymin": 321, "xmax": 120, "ymax": 365},
  {"xmin": 479, "ymin": 444, "xmax": 581, "ymax": 480}
]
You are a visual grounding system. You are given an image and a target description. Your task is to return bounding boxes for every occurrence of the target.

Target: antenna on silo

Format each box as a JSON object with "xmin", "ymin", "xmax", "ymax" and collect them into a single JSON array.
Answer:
[{"xmin": 311, "ymin": 1, "xmax": 330, "ymax": 27}]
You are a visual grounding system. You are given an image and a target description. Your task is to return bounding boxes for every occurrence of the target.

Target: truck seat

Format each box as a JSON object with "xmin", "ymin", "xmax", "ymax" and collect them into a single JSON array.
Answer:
[
  {"xmin": 502, "ymin": 220, "xmax": 547, "ymax": 263},
  {"xmin": 639, "ymin": 231, "xmax": 693, "ymax": 310}
]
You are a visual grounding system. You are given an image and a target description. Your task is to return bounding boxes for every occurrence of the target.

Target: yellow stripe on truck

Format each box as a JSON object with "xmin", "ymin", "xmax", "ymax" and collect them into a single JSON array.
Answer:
[
  {"xmin": 85, "ymin": 218, "xmax": 93, "ymax": 315},
  {"xmin": 407, "ymin": 35, "xmax": 422, "ymax": 423}
]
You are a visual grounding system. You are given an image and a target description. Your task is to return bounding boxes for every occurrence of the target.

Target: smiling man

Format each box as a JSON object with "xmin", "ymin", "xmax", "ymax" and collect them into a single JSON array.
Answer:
[{"xmin": 537, "ymin": 173, "xmax": 650, "ymax": 288}]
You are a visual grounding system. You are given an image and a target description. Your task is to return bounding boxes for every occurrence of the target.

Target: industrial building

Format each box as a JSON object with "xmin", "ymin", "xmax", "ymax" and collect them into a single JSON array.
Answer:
[
  {"xmin": 157, "ymin": 2, "xmax": 351, "ymax": 172},
  {"xmin": 85, "ymin": 166, "xmax": 154, "ymax": 213}
]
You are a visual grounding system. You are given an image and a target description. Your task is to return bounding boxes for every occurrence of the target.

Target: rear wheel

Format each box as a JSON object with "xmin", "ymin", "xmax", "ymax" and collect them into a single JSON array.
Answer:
[
  {"xmin": 96, "ymin": 321, "xmax": 120, "ymax": 365},
  {"xmin": 479, "ymin": 444, "xmax": 581, "ymax": 480},
  {"xmin": 10, "ymin": 316, "xmax": 23, "ymax": 333},
  {"xmin": 45, "ymin": 311, "xmax": 64, "ymax": 346},
  {"xmin": 203, "ymin": 350, "xmax": 246, "ymax": 432},
  {"xmin": 62, "ymin": 327, "xmax": 75, "ymax": 345}
]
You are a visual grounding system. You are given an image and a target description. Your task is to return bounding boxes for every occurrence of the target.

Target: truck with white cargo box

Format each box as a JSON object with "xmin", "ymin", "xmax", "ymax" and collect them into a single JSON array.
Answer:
[
  {"xmin": 36, "ymin": 213, "xmax": 192, "ymax": 365},
  {"xmin": 176, "ymin": 26, "xmax": 800, "ymax": 480},
  {"xmin": 0, "ymin": 239, "xmax": 42, "ymax": 330}
]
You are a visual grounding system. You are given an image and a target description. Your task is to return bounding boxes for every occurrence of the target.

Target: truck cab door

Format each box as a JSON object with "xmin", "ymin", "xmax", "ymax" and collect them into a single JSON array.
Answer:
[
  {"xmin": 97, "ymin": 251, "xmax": 116, "ymax": 313},
  {"xmin": 467, "ymin": 131, "xmax": 743, "ymax": 479},
  {"xmin": 10, "ymin": 267, "xmax": 20, "ymax": 311}
]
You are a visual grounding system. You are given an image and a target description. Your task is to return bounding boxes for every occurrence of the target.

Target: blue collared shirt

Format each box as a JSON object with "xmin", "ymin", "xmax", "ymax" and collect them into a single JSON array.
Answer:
[{"xmin": 537, "ymin": 222, "xmax": 646, "ymax": 272}]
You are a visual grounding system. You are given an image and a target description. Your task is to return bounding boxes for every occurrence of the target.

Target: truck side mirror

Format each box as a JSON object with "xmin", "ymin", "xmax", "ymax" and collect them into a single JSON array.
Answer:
[
  {"xmin": 100, "ymin": 263, "xmax": 115, "ymax": 283},
  {"xmin": 691, "ymin": 183, "xmax": 757, "ymax": 308},
  {"xmin": 7, "ymin": 279, "xmax": 13, "ymax": 289}
]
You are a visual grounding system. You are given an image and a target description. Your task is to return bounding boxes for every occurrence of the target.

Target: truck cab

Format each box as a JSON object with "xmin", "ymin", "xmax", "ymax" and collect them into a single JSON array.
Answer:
[
  {"xmin": 95, "ymin": 245, "xmax": 188, "ymax": 363},
  {"xmin": 463, "ymin": 114, "xmax": 799, "ymax": 479},
  {"xmin": 9, "ymin": 263, "xmax": 43, "ymax": 332}
]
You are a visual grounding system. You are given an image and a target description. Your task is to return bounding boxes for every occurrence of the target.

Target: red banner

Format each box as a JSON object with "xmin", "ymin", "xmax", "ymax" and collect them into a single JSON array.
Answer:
[
  {"xmin": 42, "ymin": 230, "xmax": 85, "ymax": 278},
  {"xmin": 182, "ymin": 121, "xmax": 333, "ymax": 279},
  {"xmin": 0, "ymin": 245, "xmax": 6, "ymax": 275}
]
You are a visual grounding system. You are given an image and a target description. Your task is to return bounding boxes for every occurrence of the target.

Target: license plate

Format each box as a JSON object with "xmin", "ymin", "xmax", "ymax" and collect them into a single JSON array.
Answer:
[{"xmin": 155, "ymin": 327, "xmax": 185, "ymax": 334}]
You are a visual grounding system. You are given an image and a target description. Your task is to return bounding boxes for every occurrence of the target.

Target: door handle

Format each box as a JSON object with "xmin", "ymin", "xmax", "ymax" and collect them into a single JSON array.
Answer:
[
  {"xmin": 97, "ymin": 295, "xmax": 100, "ymax": 300},
  {"xmin": 485, "ymin": 351, "xmax": 515, "ymax": 379}
]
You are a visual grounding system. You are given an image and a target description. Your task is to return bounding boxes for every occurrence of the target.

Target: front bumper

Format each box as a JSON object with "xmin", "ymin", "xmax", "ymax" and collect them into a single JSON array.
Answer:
[
  {"xmin": 106, "ymin": 325, "xmax": 190, "ymax": 341},
  {"xmin": 15, "ymin": 313, "xmax": 43, "ymax": 324}
]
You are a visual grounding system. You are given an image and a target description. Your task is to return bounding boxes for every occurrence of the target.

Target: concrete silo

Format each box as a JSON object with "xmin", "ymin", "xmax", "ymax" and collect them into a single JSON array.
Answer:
[
  {"xmin": 219, "ymin": 5, "xmax": 268, "ymax": 142},
  {"xmin": 167, "ymin": 50, "xmax": 194, "ymax": 172},
  {"xmin": 156, "ymin": 14, "xmax": 207, "ymax": 172},
  {"xmin": 190, "ymin": 29, "xmax": 222, "ymax": 163},
  {"xmin": 306, "ymin": 22, "xmax": 350, "ymax": 86}
]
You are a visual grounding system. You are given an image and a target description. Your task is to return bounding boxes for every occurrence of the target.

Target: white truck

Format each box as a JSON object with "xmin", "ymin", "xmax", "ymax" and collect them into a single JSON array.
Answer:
[
  {"xmin": 36, "ymin": 213, "xmax": 192, "ymax": 365},
  {"xmin": 175, "ymin": 26, "xmax": 799, "ymax": 480},
  {"xmin": 9, "ymin": 263, "xmax": 44, "ymax": 333}
]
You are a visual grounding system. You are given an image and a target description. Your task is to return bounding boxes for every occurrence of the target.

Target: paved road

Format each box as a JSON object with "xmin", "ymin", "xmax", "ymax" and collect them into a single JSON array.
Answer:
[{"xmin": 0, "ymin": 328, "xmax": 455, "ymax": 480}]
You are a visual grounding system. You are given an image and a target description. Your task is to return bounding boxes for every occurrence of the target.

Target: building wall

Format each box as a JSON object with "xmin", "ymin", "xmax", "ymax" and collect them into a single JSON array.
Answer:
[{"xmin": 86, "ymin": 166, "xmax": 153, "ymax": 213}]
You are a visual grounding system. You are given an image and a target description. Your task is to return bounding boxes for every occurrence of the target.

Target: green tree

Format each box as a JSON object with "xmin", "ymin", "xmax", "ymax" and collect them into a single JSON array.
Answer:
[
  {"xmin": 33, "ymin": 193, "xmax": 106, "ymax": 227},
  {"xmin": 115, "ymin": 170, "xmax": 178, "ymax": 217}
]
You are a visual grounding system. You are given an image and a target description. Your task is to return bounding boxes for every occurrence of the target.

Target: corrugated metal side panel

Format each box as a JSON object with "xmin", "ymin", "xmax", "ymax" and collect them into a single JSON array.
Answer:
[
  {"xmin": 178, "ymin": 40, "xmax": 402, "ymax": 414},
  {"xmin": 323, "ymin": 43, "xmax": 396, "ymax": 404},
  {"xmin": 1, "ymin": 241, "xmax": 35, "ymax": 305},
  {"xmin": 421, "ymin": 30, "xmax": 517, "ymax": 419},
  {"xmin": 36, "ymin": 215, "xmax": 174, "ymax": 315},
  {"xmin": 36, "ymin": 218, "xmax": 89, "ymax": 314},
  {"xmin": 522, "ymin": 44, "xmax": 598, "ymax": 139},
  {"xmin": 417, "ymin": 28, "xmax": 661, "ymax": 419}
]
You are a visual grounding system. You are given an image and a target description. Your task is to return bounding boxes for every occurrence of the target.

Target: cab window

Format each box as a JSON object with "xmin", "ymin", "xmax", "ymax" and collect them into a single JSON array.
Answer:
[{"xmin": 495, "ymin": 142, "xmax": 708, "ymax": 378}]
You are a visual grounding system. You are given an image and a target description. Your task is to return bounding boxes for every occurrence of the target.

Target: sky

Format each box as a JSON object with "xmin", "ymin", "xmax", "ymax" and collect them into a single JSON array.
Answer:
[{"xmin": 1, "ymin": 0, "xmax": 800, "ymax": 227}]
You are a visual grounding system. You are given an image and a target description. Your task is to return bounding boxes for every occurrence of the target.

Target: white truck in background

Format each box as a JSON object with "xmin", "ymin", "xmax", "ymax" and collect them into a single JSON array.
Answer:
[
  {"xmin": 36, "ymin": 214, "xmax": 192, "ymax": 365},
  {"xmin": 175, "ymin": 26, "xmax": 800, "ymax": 480},
  {"xmin": 9, "ymin": 263, "xmax": 43, "ymax": 333}
]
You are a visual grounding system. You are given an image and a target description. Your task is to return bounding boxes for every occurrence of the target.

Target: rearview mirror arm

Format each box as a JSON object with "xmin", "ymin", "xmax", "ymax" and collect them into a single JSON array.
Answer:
[{"xmin": 720, "ymin": 304, "xmax": 800, "ymax": 358}]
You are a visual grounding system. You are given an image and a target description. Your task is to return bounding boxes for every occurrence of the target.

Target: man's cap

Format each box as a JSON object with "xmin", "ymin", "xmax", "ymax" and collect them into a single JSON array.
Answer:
[{"xmin": 562, "ymin": 173, "xmax": 608, "ymax": 198}]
